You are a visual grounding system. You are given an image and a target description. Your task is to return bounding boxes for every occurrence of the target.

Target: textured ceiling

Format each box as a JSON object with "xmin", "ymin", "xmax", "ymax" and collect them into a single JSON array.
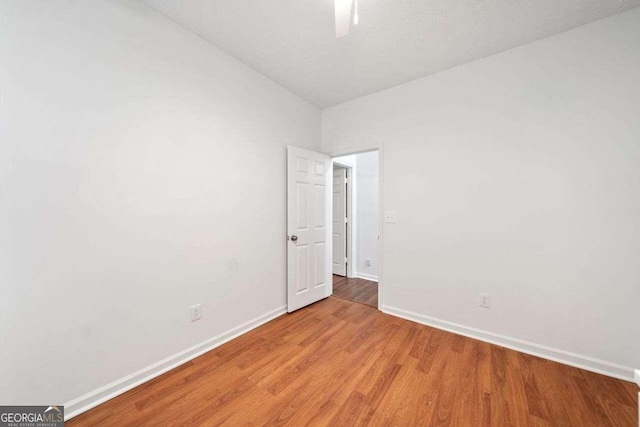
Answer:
[{"xmin": 141, "ymin": 0, "xmax": 640, "ymax": 108}]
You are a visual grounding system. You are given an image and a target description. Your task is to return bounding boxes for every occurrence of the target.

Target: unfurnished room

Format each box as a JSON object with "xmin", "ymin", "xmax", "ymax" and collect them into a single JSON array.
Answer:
[{"xmin": 1, "ymin": 0, "xmax": 639, "ymax": 426}]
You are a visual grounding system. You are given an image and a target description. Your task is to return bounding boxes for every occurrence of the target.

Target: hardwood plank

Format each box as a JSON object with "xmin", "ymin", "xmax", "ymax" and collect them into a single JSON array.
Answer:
[
  {"xmin": 67, "ymin": 297, "xmax": 638, "ymax": 427},
  {"xmin": 329, "ymin": 390, "xmax": 375, "ymax": 426},
  {"xmin": 332, "ymin": 275, "xmax": 378, "ymax": 307}
]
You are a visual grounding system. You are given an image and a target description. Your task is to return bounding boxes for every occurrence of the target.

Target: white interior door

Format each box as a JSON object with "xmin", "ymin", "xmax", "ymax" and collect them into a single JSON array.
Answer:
[
  {"xmin": 287, "ymin": 146, "xmax": 332, "ymax": 312},
  {"xmin": 332, "ymin": 167, "xmax": 347, "ymax": 276}
]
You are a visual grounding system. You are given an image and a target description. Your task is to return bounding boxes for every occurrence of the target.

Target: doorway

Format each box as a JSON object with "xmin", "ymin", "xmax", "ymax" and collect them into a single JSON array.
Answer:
[
  {"xmin": 331, "ymin": 151, "xmax": 379, "ymax": 308},
  {"xmin": 332, "ymin": 164, "xmax": 349, "ymax": 277},
  {"xmin": 286, "ymin": 145, "xmax": 383, "ymax": 313}
]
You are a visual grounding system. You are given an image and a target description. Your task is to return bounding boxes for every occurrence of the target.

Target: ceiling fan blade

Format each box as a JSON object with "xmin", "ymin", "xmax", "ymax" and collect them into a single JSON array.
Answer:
[{"xmin": 335, "ymin": 0, "xmax": 353, "ymax": 38}]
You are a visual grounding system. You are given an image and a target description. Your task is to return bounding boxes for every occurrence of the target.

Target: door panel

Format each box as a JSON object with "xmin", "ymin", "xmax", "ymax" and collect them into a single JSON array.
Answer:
[
  {"xmin": 295, "ymin": 244, "xmax": 309, "ymax": 293},
  {"xmin": 287, "ymin": 146, "xmax": 332, "ymax": 312},
  {"xmin": 332, "ymin": 167, "xmax": 347, "ymax": 276}
]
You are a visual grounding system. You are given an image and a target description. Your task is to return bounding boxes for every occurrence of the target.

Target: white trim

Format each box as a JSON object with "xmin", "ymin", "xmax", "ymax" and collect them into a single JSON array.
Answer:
[
  {"xmin": 382, "ymin": 305, "xmax": 635, "ymax": 382},
  {"xmin": 64, "ymin": 305, "xmax": 287, "ymax": 421},
  {"xmin": 355, "ymin": 273, "xmax": 378, "ymax": 282}
]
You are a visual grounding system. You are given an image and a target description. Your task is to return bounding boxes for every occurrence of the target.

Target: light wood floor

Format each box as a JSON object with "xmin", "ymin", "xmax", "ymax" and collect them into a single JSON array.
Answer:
[
  {"xmin": 68, "ymin": 297, "xmax": 638, "ymax": 426},
  {"xmin": 332, "ymin": 275, "xmax": 378, "ymax": 307}
]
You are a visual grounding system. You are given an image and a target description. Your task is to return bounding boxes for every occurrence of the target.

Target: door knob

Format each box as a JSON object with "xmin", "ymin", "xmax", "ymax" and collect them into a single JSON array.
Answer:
[{"xmin": 290, "ymin": 235, "xmax": 298, "ymax": 242}]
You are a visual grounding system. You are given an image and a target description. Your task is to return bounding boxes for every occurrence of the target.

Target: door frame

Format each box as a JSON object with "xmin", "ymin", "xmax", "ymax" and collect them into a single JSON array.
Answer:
[
  {"xmin": 327, "ymin": 143, "xmax": 384, "ymax": 310},
  {"xmin": 332, "ymin": 161, "xmax": 355, "ymax": 279}
]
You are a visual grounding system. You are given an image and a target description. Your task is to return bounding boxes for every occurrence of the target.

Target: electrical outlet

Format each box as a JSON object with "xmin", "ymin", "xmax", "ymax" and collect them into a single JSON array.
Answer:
[
  {"xmin": 190, "ymin": 304, "xmax": 202, "ymax": 322},
  {"xmin": 365, "ymin": 259, "xmax": 372, "ymax": 267},
  {"xmin": 478, "ymin": 294, "xmax": 490, "ymax": 309},
  {"xmin": 384, "ymin": 211, "xmax": 397, "ymax": 223}
]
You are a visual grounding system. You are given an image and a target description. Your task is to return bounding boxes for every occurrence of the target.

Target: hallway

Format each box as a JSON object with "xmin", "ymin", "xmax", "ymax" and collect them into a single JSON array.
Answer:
[{"xmin": 332, "ymin": 275, "xmax": 378, "ymax": 307}]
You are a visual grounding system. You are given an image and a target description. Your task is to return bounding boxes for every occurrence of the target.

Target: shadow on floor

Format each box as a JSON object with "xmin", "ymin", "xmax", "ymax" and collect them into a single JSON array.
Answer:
[{"xmin": 332, "ymin": 275, "xmax": 377, "ymax": 307}]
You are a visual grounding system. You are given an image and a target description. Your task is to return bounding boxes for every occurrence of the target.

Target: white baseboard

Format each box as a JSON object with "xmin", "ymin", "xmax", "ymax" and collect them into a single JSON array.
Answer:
[
  {"xmin": 355, "ymin": 273, "xmax": 378, "ymax": 282},
  {"xmin": 382, "ymin": 305, "xmax": 635, "ymax": 383},
  {"xmin": 64, "ymin": 305, "xmax": 287, "ymax": 421}
]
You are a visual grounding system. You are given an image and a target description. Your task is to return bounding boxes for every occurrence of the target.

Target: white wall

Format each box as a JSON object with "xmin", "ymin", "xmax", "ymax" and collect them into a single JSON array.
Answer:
[
  {"xmin": 0, "ymin": 0, "xmax": 320, "ymax": 409},
  {"xmin": 354, "ymin": 152, "xmax": 378, "ymax": 280},
  {"xmin": 323, "ymin": 8, "xmax": 640, "ymax": 378}
]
